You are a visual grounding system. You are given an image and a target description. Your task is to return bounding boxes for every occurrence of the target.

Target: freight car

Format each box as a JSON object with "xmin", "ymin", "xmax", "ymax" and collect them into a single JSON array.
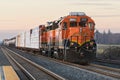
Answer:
[{"xmin": 5, "ymin": 12, "xmax": 97, "ymax": 64}]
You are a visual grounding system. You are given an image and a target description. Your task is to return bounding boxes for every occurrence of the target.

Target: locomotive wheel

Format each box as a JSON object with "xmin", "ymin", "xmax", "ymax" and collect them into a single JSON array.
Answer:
[
  {"xmin": 58, "ymin": 50, "xmax": 64, "ymax": 60},
  {"xmin": 53, "ymin": 50, "xmax": 64, "ymax": 60},
  {"xmin": 53, "ymin": 51, "xmax": 59, "ymax": 59}
]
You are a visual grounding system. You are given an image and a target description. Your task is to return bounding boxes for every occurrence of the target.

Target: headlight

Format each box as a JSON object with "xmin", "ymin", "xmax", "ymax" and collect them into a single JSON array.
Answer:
[
  {"xmin": 70, "ymin": 42, "xmax": 74, "ymax": 46},
  {"xmin": 90, "ymin": 42, "xmax": 94, "ymax": 46}
]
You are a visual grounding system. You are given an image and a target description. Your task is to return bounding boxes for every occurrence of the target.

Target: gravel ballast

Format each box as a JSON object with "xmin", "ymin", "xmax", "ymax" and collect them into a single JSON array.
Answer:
[{"xmin": 8, "ymin": 47, "xmax": 119, "ymax": 80}]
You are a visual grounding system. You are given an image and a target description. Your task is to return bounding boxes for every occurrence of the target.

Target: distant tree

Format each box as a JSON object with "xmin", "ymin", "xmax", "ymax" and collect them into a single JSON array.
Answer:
[
  {"xmin": 108, "ymin": 29, "xmax": 112, "ymax": 34},
  {"xmin": 107, "ymin": 29, "xmax": 114, "ymax": 44},
  {"xmin": 95, "ymin": 30, "xmax": 101, "ymax": 44},
  {"xmin": 95, "ymin": 29, "xmax": 120, "ymax": 44},
  {"xmin": 102, "ymin": 30, "xmax": 108, "ymax": 44}
]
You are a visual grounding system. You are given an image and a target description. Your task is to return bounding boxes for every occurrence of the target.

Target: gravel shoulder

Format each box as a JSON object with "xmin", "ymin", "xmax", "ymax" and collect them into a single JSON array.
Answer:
[{"xmin": 0, "ymin": 46, "xmax": 11, "ymax": 66}]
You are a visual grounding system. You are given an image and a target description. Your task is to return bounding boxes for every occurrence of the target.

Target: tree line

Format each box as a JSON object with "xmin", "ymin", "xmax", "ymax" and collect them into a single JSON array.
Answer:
[{"xmin": 95, "ymin": 30, "xmax": 120, "ymax": 45}]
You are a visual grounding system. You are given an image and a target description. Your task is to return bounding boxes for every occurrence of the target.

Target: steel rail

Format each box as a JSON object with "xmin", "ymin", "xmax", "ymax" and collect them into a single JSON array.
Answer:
[
  {"xmin": 4, "ymin": 47, "xmax": 66, "ymax": 80},
  {"xmin": 1, "ymin": 47, "xmax": 36, "ymax": 80},
  {"xmin": 5, "ymin": 47, "xmax": 120, "ymax": 79},
  {"xmin": 28, "ymin": 51, "xmax": 120, "ymax": 79}
]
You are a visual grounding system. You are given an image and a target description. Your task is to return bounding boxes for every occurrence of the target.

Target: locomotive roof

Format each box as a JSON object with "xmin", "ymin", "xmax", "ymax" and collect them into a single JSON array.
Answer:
[{"xmin": 69, "ymin": 12, "xmax": 86, "ymax": 16}]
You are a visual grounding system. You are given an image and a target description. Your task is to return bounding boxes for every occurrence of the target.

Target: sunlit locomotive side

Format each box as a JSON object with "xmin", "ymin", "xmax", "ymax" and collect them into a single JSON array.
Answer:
[
  {"xmin": 41, "ymin": 12, "xmax": 97, "ymax": 64},
  {"xmin": 40, "ymin": 22, "xmax": 58, "ymax": 55}
]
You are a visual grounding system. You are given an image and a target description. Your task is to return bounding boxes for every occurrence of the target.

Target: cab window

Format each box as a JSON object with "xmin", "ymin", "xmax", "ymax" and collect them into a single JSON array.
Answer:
[
  {"xmin": 79, "ymin": 22, "xmax": 86, "ymax": 27},
  {"xmin": 70, "ymin": 22, "xmax": 77, "ymax": 27},
  {"xmin": 88, "ymin": 22, "xmax": 94, "ymax": 30},
  {"xmin": 79, "ymin": 18, "xmax": 88, "ymax": 27},
  {"xmin": 70, "ymin": 18, "xmax": 77, "ymax": 27}
]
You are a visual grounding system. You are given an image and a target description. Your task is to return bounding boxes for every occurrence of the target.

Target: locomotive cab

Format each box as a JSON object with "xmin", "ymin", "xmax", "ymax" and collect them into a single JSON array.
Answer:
[{"xmin": 56, "ymin": 12, "xmax": 97, "ymax": 64}]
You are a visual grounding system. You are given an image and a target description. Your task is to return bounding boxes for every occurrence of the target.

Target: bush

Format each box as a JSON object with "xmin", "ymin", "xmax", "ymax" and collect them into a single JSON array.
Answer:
[{"xmin": 102, "ymin": 47, "xmax": 120, "ymax": 60}]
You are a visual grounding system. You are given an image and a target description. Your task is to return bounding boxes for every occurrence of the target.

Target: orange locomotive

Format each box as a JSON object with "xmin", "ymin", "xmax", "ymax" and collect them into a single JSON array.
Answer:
[{"xmin": 40, "ymin": 12, "xmax": 97, "ymax": 64}]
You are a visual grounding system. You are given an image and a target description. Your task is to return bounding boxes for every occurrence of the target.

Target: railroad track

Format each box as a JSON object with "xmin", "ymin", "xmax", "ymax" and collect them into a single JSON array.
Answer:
[
  {"xmin": 88, "ymin": 64, "xmax": 120, "ymax": 79},
  {"xmin": 27, "ymin": 51, "xmax": 120, "ymax": 79},
  {"xmin": 96, "ymin": 59, "xmax": 120, "ymax": 65},
  {"xmin": 56, "ymin": 59, "xmax": 120, "ymax": 79},
  {"xmin": 0, "ymin": 47, "xmax": 30, "ymax": 80},
  {"xmin": 1, "ymin": 47, "xmax": 65, "ymax": 80},
  {"xmin": 4, "ymin": 47, "xmax": 120, "ymax": 80}
]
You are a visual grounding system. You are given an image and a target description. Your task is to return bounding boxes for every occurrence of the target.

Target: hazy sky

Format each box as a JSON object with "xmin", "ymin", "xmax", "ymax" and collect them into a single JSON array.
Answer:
[{"xmin": 0, "ymin": 0, "xmax": 120, "ymax": 41}]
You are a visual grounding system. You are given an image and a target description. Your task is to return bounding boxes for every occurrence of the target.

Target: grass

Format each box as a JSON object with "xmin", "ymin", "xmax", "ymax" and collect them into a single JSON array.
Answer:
[{"xmin": 97, "ymin": 44, "xmax": 120, "ymax": 54}]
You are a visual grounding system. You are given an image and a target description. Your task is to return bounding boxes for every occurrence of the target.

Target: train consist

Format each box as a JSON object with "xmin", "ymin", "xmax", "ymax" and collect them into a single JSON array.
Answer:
[{"xmin": 3, "ymin": 12, "xmax": 97, "ymax": 64}]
